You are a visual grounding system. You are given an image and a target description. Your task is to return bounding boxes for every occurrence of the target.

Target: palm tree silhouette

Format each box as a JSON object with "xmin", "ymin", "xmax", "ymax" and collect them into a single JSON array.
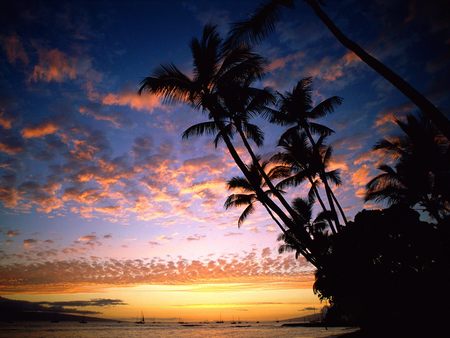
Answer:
[
  {"xmin": 268, "ymin": 77, "xmax": 347, "ymax": 229},
  {"xmin": 271, "ymin": 130, "xmax": 343, "ymax": 234},
  {"xmin": 139, "ymin": 25, "xmax": 318, "ymax": 265},
  {"xmin": 224, "ymin": 156, "xmax": 285, "ymax": 230},
  {"xmin": 365, "ymin": 114, "xmax": 450, "ymax": 221},
  {"xmin": 226, "ymin": 0, "xmax": 450, "ymax": 140},
  {"xmin": 278, "ymin": 197, "xmax": 331, "ymax": 259}
]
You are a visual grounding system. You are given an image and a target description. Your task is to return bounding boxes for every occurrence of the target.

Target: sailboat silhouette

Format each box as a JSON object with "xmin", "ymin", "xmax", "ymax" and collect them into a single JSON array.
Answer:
[{"xmin": 135, "ymin": 311, "xmax": 145, "ymax": 324}]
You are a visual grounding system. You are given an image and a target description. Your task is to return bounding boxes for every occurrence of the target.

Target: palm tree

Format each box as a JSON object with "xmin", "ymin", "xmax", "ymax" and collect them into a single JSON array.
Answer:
[
  {"xmin": 365, "ymin": 114, "xmax": 450, "ymax": 221},
  {"xmin": 270, "ymin": 77, "xmax": 347, "ymax": 229},
  {"xmin": 227, "ymin": 0, "xmax": 450, "ymax": 140},
  {"xmin": 224, "ymin": 156, "xmax": 285, "ymax": 230},
  {"xmin": 139, "ymin": 25, "xmax": 317, "ymax": 264},
  {"xmin": 278, "ymin": 197, "xmax": 331, "ymax": 260},
  {"xmin": 271, "ymin": 130, "xmax": 342, "ymax": 234}
]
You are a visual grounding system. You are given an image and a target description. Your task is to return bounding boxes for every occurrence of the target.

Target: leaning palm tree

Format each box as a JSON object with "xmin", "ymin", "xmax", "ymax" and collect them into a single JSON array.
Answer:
[
  {"xmin": 139, "ymin": 24, "xmax": 317, "ymax": 264},
  {"xmin": 269, "ymin": 78, "xmax": 347, "ymax": 229},
  {"xmin": 227, "ymin": 0, "xmax": 450, "ymax": 139},
  {"xmin": 278, "ymin": 197, "xmax": 331, "ymax": 260},
  {"xmin": 365, "ymin": 114, "xmax": 450, "ymax": 221},
  {"xmin": 225, "ymin": 156, "xmax": 285, "ymax": 230},
  {"xmin": 271, "ymin": 130, "xmax": 342, "ymax": 234}
]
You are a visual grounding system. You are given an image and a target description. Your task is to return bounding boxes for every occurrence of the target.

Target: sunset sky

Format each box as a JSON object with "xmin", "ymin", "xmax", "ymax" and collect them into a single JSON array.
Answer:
[{"xmin": 0, "ymin": 0, "xmax": 448, "ymax": 321}]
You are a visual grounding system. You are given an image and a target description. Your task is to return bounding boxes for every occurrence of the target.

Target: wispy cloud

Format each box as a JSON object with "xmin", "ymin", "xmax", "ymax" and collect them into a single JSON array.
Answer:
[{"xmin": 21, "ymin": 122, "xmax": 59, "ymax": 139}]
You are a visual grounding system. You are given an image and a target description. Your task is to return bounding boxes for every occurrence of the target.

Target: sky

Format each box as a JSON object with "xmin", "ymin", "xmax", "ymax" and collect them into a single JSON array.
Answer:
[{"xmin": 0, "ymin": 0, "xmax": 449, "ymax": 321}]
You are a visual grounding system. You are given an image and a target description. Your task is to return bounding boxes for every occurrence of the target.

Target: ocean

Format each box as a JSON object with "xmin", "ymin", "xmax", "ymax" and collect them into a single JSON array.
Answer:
[{"xmin": 0, "ymin": 322, "xmax": 357, "ymax": 338}]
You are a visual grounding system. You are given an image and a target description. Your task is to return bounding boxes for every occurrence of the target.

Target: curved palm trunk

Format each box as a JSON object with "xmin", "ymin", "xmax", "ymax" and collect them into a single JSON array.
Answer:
[
  {"xmin": 303, "ymin": 126, "xmax": 342, "ymax": 232},
  {"xmin": 235, "ymin": 126, "xmax": 309, "ymax": 224},
  {"xmin": 305, "ymin": 0, "xmax": 450, "ymax": 140},
  {"xmin": 261, "ymin": 201, "xmax": 287, "ymax": 233},
  {"xmin": 216, "ymin": 122, "xmax": 319, "ymax": 266},
  {"xmin": 308, "ymin": 177, "xmax": 337, "ymax": 235},
  {"xmin": 330, "ymin": 188, "xmax": 348, "ymax": 226}
]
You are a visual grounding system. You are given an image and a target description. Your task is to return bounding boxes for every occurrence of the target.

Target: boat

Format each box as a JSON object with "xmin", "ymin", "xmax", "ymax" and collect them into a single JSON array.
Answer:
[
  {"xmin": 135, "ymin": 311, "xmax": 145, "ymax": 324},
  {"xmin": 215, "ymin": 312, "xmax": 224, "ymax": 324}
]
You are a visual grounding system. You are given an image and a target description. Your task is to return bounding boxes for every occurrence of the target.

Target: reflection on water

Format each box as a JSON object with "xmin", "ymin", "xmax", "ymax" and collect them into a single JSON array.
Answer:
[{"xmin": 0, "ymin": 322, "xmax": 357, "ymax": 338}]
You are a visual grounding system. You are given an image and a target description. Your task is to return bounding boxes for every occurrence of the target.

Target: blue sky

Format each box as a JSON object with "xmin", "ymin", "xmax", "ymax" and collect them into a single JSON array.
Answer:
[{"xmin": 0, "ymin": 0, "xmax": 448, "ymax": 319}]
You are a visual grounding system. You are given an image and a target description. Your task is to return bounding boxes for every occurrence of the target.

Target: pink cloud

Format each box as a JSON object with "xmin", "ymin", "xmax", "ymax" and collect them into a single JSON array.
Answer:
[
  {"xmin": 1, "ymin": 34, "xmax": 29, "ymax": 65},
  {"xmin": 304, "ymin": 51, "xmax": 360, "ymax": 82},
  {"xmin": 30, "ymin": 48, "xmax": 78, "ymax": 82},
  {"xmin": 23, "ymin": 238, "xmax": 38, "ymax": 249},
  {"xmin": 6, "ymin": 230, "xmax": 20, "ymax": 238},
  {"xmin": 267, "ymin": 51, "xmax": 305, "ymax": 72},
  {"xmin": 102, "ymin": 91, "xmax": 162, "ymax": 112},
  {"xmin": 0, "ymin": 142, "xmax": 23, "ymax": 155},
  {"xmin": 0, "ymin": 248, "xmax": 314, "ymax": 292},
  {"xmin": 0, "ymin": 111, "xmax": 14, "ymax": 129},
  {"xmin": 21, "ymin": 122, "xmax": 58, "ymax": 138}
]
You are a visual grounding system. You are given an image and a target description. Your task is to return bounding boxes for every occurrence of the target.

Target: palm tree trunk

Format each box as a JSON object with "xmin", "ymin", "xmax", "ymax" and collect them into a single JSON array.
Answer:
[
  {"xmin": 261, "ymin": 202, "xmax": 287, "ymax": 233},
  {"xmin": 217, "ymin": 123, "xmax": 319, "ymax": 265},
  {"xmin": 236, "ymin": 126, "xmax": 310, "ymax": 225},
  {"xmin": 330, "ymin": 188, "xmax": 348, "ymax": 226},
  {"xmin": 308, "ymin": 177, "xmax": 337, "ymax": 235},
  {"xmin": 305, "ymin": 0, "xmax": 450, "ymax": 140},
  {"xmin": 303, "ymin": 126, "xmax": 341, "ymax": 232}
]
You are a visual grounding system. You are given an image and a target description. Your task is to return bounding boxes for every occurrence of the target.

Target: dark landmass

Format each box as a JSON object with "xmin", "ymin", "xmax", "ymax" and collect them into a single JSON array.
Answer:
[
  {"xmin": 0, "ymin": 297, "xmax": 115, "ymax": 323},
  {"xmin": 1, "ymin": 311, "xmax": 115, "ymax": 323}
]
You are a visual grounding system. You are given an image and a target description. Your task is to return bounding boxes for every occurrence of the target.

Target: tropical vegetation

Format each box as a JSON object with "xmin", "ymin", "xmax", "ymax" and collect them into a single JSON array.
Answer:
[{"xmin": 139, "ymin": 3, "xmax": 450, "ymax": 335}]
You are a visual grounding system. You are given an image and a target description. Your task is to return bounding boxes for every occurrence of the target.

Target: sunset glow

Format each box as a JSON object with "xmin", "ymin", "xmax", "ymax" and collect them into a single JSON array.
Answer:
[{"xmin": 1, "ymin": 0, "xmax": 448, "ymax": 323}]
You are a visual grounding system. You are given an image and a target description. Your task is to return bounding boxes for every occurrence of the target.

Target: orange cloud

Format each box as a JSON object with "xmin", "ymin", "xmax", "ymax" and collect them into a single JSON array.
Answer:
[
  {"xmin": 374, "ymin": 102, "xmax": 414, "ymax": 130},
  {"xmin": 0, "ymin": 248, "xmax": 314, "ymax": 293},
  {"xmin": 351, "ymin": 164, "xmax": 371, "ymax": 187},
  {"xmin": 267, "ymin": 51, "xmax": 305, "ymax": 72},
  {"xmin": 0, "ymin": 142, "xmax": 23, "ymax": 155},
  {"xmin": 21, "ymin": 122, "xmax": 58, "ymax": 138},
  {"xmin": 1, "ymin": 34, "xmax": 29, "ymax": 65},
  {"xmin": 102, "ymin": 91, "xmax": 162, "ymax": 112},
  {"xmin": 0, "ymin": 111, "xmax": 14, "ymax": 129},
  {"xmin": 304, "ymin": 51, "xmax": 360, "ymax": 82},
  {"xmin": 30, "ymin": 48, "xmax": 77, "ymax": 82}
]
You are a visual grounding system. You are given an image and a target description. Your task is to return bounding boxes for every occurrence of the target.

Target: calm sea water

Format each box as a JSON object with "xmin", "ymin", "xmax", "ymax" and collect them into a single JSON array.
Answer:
[{"xmin": 0, "ymin": 322, "xmax": 357, "ymax": 338}]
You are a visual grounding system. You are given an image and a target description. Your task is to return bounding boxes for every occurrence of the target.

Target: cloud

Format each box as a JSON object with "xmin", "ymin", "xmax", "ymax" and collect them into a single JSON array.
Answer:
[
  {"xmin": 38, "ymin": 298, "xmax": 127, "ymax": 307},
  {"xmin": 23, "ymin": 238, "xmax": 38, "ymax": 248},
  {"xmin": 351, "ymin": 164, "xmax": 371, "ymax": 190},
  {"xmin": 30, "ymin": 48, "xmax": 78, "ymax": 82},
  {"xmin": 374, "ymin": 102, "xmax": 414, "ymax": 131},
  {"xmin": 0, "ymin": 139, "xmax": 23, "ymax": 155},
  {"xmin": 0, "ymin": 248, "xmax": 314, "ymax": 292},
  {"xmin": 1, "ymin": 34, "xmax": 29, "ymax": 65},
  {"xmin": 224, "ymin": 232, "xmax": 243, "ymax": 237},
  {"xmin": 102, "ymin": 91, "xmax": 162, "ymax": 112},
  {"xmin": 21, "ymin": 122, "xmax": 59, "ymax": 138},
  {"xmin": 304, "ymin": 51, "xmax": 361, "ymax": 82},
  {"xmin": 6, "ymin": 230, "xmax": 20, "ymax": 238},
  {"xmin": 267, "ymin": 51, "xmax": 305, "ymax": 72},
  {"xmin": 0, "ymin": 111, "xmax": 14, "ymax": 130},
  {"xmin": 186, "ymin": 234, "xmax": 206, "ymax": 241},
  {"xmin": 79, "ymin": 106, "xmax": 123, "ymax": 127}
]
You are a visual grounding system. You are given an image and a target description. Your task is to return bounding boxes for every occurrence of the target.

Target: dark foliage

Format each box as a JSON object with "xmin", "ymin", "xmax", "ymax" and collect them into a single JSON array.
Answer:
[{"xmin": 314, "ymin": 205, "xmax": 450, "ymax": 335}]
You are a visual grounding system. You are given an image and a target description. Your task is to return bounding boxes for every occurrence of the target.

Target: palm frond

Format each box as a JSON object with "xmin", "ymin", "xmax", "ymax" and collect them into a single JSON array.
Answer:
[
  {"xmin": 224, "ymin": 193, "xmax": 255, "ymax": 209},
  {"xmin": 138, "ymin": 64, "xmax": 194, "ymax": 104},
  {"xmin": 309, "ymin": 96, "xmax": 343, "ymax": 119},
  {"xmin": 182, "ymin": 121, "xmax": 222, "ymax": 140},
  {"xmin": 243, "ymin": 123, "xmax": 264, "ymax": 146},
  {"xmin": 308, "ymin": 122, "xmax": 334, "ymax": 136},
  {"xmin": 227, "ymin": 176, "xmax": 255, "ymax": 192},
  {"xmin": 238, "ymin": 203, "xmax": 255, "ymax": 227},
  {"xmin": 226, "ymin": 0, "xmax": 294, "ymax": 47}
]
